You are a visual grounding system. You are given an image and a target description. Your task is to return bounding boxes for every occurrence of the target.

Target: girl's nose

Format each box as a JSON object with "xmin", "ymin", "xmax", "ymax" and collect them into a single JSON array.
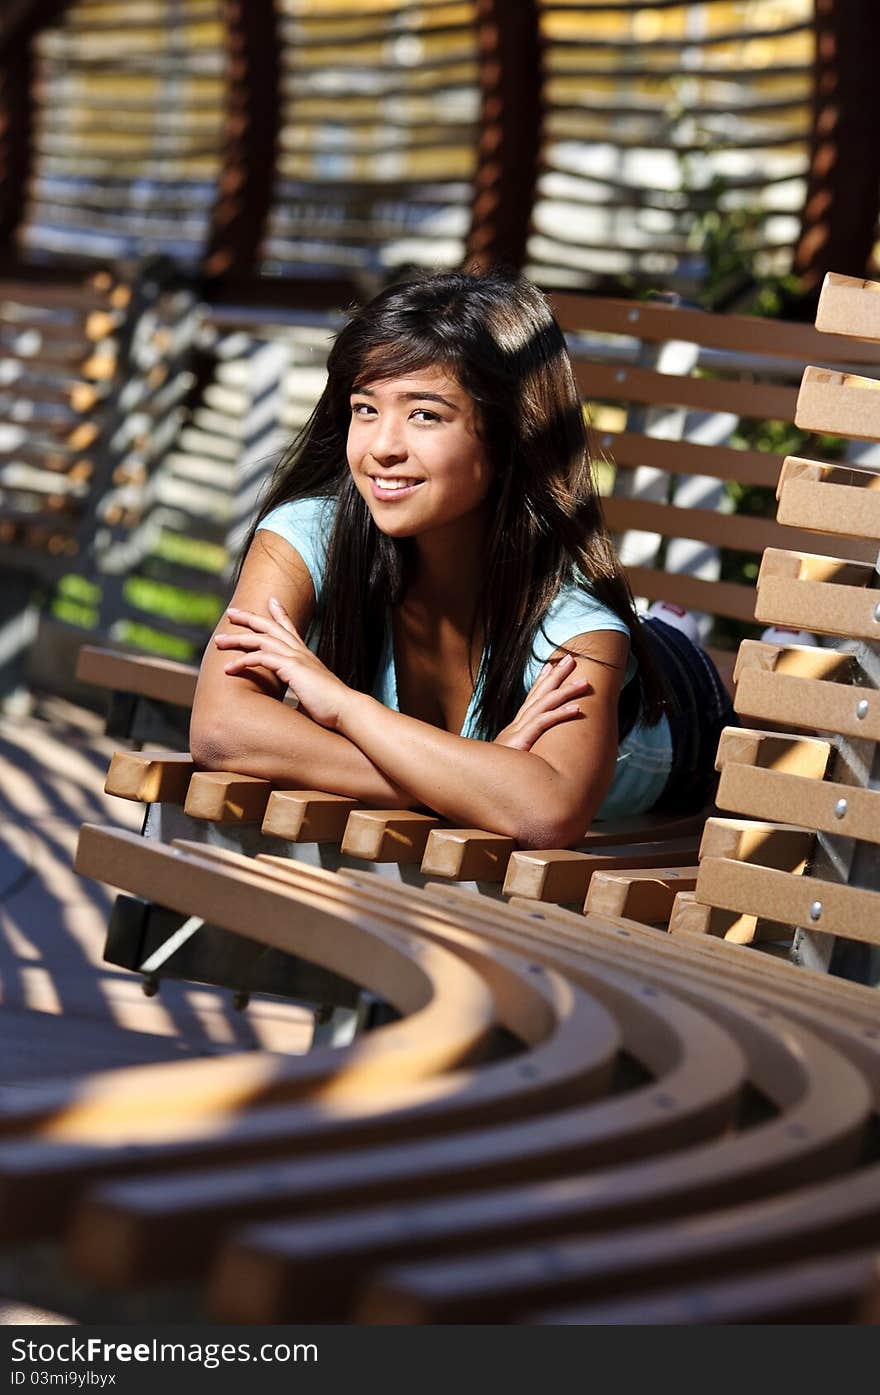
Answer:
[{"xmin": 370, "ymin": 414, "xmax": 407, "ymax": 463}]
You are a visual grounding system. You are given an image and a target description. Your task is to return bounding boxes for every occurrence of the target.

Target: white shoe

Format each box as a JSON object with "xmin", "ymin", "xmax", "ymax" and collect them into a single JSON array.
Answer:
[
  {"xmin": 646, "ymin": 600, "xmax": 701, "ymax": 645},
  {"xmin": 759, "ymin": 625, "xmax": 819, "ymax": 647}
]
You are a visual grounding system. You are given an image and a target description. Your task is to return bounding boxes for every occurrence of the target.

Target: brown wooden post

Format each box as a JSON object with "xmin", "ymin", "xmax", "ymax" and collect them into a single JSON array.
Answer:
[
  {"xmin": 794, "ymin": 0, "xmax": 880, "ymax": 291},
  {"xmin": 0, "ymin": 0, "xmax": 71, "ymax": 255},
  {"xmin": 0, "ymin": 0, "xmax": 70, "ymax": 49},
  {"xmin": 204, "ymin": 0, "xmax": 280, "ymax": 284},
  {"xmin": 466, "ymin": 0, "xmax": 542, "ymax": 272},
  {"xmin": 0, "ymin": 46, "xmax": 32, "ymax": 251}
]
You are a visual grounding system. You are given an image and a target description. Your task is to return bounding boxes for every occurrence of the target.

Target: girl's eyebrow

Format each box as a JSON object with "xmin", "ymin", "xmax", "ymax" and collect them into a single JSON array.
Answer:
[{"xmin": 351, "ymin": 386, "xmax": 459, "ymax": 410}]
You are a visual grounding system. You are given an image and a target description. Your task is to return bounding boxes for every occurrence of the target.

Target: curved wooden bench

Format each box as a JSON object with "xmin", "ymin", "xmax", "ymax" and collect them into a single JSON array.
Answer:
[
  {"xmin": 61, "ymin": 845, "xmax": 744, "ymax": 1290},
  {"xmin": 518, "ymin": 1251, "xmax": 880, "ymax": 1326},
  {"xmin": 193, "ymin": 870, "xmax": 872, "ymax": 1322},
  {"xmin": 0, "ymin": 824, "xmax": 496, "ymax": 1141}
]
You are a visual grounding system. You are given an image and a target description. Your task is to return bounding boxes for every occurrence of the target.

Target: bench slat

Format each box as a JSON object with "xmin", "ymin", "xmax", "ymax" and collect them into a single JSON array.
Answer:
[
  {"xmin": 717, "ymin": 763, "xmax": 880, "ymax": 847},
  {"xmin": 695, "ymin": 857, "xmax": 880, "ymax": 945}
]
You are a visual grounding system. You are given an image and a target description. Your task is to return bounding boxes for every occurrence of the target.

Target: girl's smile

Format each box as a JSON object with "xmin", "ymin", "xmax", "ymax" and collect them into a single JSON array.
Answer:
[{"xmin": 347, "ymin": 366, "xmax": 492, "ymax": 537}]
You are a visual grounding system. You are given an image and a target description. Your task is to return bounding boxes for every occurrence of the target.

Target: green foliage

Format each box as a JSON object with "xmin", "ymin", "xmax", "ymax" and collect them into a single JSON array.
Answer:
[
  {"xmin": 154, "ymin": 531, "xmax": 227, "ymax": 573},
  {"xmin": 122, "ymin": 577, "xmax": 225, "ymax": 627},
  {"xmin": 115, "ymin": 622, "xmax": 196, "ymax": 661}
]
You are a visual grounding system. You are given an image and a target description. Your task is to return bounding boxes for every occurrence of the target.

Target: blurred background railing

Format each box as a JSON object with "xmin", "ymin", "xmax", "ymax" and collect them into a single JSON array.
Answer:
[{"xmin": 0, "ymin": 0, "xmax": 878, "ymax": 700}]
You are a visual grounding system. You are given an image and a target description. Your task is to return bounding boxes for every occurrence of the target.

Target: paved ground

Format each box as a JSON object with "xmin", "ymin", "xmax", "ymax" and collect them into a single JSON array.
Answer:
[{"xmin": 0, "ymin": 694, "xmax": 312, "ymax": 1086}]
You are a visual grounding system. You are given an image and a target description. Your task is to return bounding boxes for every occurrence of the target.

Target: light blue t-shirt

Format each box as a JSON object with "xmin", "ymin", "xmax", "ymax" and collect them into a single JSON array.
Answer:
[{"xmin": 257, "ymin": 496, "xmax": 672, "ymax": 818}]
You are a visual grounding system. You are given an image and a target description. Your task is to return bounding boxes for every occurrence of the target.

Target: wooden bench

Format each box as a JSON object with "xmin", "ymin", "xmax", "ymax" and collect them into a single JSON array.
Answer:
[
  {"xmin": 72, "ymin": 288, "xmax": 880, "ymax": 1030},
  {"xmin": 1, "ymin": 836, "xmax": 876, "ymax": 1322},
  {"xmin": 671, "ymin": 272, "xmax": 880, "ymax": 982}
]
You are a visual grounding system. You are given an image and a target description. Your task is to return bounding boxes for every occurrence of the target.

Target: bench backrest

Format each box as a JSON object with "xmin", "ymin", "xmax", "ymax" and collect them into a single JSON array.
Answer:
[
  {"xmin": 554, "ymin": 292, "xmax": 880, "ymax": 682},
  {"xmin": 669, "ymin": 272, "xmax": 880, "ymax": 982}
]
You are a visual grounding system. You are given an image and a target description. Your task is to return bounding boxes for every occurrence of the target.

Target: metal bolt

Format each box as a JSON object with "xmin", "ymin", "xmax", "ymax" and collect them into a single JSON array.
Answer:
[
  {"xmin": 615, "ymin": 369, "xmax": 627, "ymax": 384},
  {"xmin": 602, "ymin": 433, "xmax": 613, "ymax": 449},
  {"xmin": 874, "ymin": 601, "xmax": 880, "ymax": 622},
  {"xmin": 856, "ymin": 698, "xmax": 869, "ymax": 720},
  {"xmin": 809, "ymin": 901, "xmax": 823, "ymax": 922},
  {"xmin": 834, "ymin": 798, "xmax": 848, "ymax": 819},
  {"xmin": 628, "ymin": 308, "xmax": 640, "ymax": 323}
]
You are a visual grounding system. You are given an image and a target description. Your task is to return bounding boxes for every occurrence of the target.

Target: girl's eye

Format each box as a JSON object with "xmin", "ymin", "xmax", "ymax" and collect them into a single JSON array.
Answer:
[
  {"xmin": 350, "ymin": 402, "xmax": 374, "ymax": 417},
  {"xmin": 412, "ymin": 408, "xmax": 441, "ymax": 423}
]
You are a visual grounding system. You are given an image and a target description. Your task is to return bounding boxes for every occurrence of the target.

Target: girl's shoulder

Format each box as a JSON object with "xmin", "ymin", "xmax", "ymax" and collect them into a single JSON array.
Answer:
[
  {"xmin": 256, "ymin": 495, "xmax": 337, "ymax": 600},
  {"xmin": 528, "ymin": 576, "xmax": 635, "ymax": 689},
  {"xmin": 540, "ymin": 575, "xmax": 631, "ymax": 645}
]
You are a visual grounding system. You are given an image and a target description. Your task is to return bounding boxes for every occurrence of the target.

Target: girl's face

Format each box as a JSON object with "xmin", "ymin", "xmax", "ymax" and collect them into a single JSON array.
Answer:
[{"xmin": 346, "ymin": 365, "xmax": 493, "ymax": 541}]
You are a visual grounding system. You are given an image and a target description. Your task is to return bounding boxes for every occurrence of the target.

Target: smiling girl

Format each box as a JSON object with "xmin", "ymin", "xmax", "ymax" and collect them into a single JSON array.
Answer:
[{"xmin": 190, "ymin": 270, "xmax": 733, "ymax": 848}]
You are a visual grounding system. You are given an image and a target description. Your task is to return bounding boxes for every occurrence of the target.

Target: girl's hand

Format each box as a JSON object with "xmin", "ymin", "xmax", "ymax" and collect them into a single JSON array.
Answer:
[
  {"xmin": 215, "ymin": 597, "xmax": 351, "ymax": 731},
  {"xmin": 493, "ymin": 654, "xmax": 590, "ymax": 752}
]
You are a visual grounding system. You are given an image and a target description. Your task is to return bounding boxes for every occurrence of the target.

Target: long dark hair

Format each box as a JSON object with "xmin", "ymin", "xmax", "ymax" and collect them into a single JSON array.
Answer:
[{"xmin": 240, "ymin": 268, "xmax": 664, "ymax": 737}]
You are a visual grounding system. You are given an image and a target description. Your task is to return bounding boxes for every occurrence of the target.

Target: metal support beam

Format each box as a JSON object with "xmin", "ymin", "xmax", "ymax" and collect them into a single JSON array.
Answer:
[
  {"xmin": 795, "ymin": 0, "xmax": 880, "ymax": 292},
  {"xmin": 466, "ymin": 0, "xmax": 542, "ymax": 272}
]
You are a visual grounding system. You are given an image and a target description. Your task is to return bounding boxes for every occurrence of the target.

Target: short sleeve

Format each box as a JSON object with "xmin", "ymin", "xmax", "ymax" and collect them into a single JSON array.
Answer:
[
  {"xmin": 256, "ymin": 496, "xmax": 336, "ymax": 605},
  {"xmin": 525, "ymin": 582, "xmax": 635, "ymax": 689}
]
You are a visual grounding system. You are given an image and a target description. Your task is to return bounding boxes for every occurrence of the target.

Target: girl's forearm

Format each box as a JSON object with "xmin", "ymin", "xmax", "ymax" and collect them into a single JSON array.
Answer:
[
  {"xmin": 337, "ymin": 692, "xmax": 594, "ymax": 845},
  {"xmin": 190, "ymin": 692, "xmax": 413, "ymax": 806}
]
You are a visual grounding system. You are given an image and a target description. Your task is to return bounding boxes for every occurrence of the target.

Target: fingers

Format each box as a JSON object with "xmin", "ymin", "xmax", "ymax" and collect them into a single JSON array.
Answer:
[
  {"xmin": 268, "ymin": 596, "xmax": 298, "ymax": 635},
  {"xmin": 502, "ymin": 703, "xmax": 583, "ymax": 750},
  {"xmin": 215, "ymin": 632, "xmax": 294, "ymax": 658},
  {"xmin": 221, "ymin": 651, "xmax": 287, "ymax": 677},
  {"xmin": 528, "ymin": 673, "xmax": 591, "ymax": 716},
  {"xmin": 519, "ymin": 654, "xmax": 579, "ymax": 715},
  {"xmin": 225, "ymin": 604, "xmax": 303, "ymax": 644}
]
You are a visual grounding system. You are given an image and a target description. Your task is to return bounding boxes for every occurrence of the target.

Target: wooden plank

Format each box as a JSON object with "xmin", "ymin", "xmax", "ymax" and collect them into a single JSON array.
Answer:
[
  {"xmin": 584, "ymin": 867, "xmax": 698, "ymax": 925},
  {"xmin": 601, "ymin": 495, "xmax": 875, "ymax": 564},
  {"xmin": 695, "ymin": 858, "xmax": 880, "ymax": 945},
  {"xmin": 340, "ymin": 811, "xmax": 440, "ymax": 864},
  {"xmin": 183, "ymin": 772, "xmax": 275, "ymax": 824},
  {"xmin": 261, "ymin": 791, "xmax": 360, "ymax": 843},
  {"xmin": 575, "ymin": 360, "xmax": 796, "ymax": 422},
  {"xmin": 593, "ymin": 429, "xmax": 784, "ymax": 491},
  {"xmin": 624, "ymin": 568, "xmax": 757, "ymax": 624},
  {"xmin": 419, "ymin": 829, "xmax": 517, "ymax": 883},
  {"xmin": 527, "ymin": 1250, "xmax": 880, "ymax": 1325},
  {"xmin": 667, "ymin": 891, "xmax": 777, "ymax": 945},
  {"xmin": 795, "ymin": 366, "xmax": 880, "ymax": 441},
  {"xmin": 714, "ymin": 728, "xmax": 831, "ymax": 779},
  {"xmin": 501, "ymin": 838, "xmax": 700, "ymax": 907},
  {"xmin": 104, "ymin": 751, "xmax": 194, "ymax": 803},
  {"xmin": 776, "ymin": 458, "xmax": 880, "ymax": 541},
  {"xmin": 717, "ymin": 764, "xmax": 880, "ymax": 848},
  {"xmin": 755, "ymin": 574, "xmax": 880, "ymax": 642},
  {"xmin": 75, "ymin": 645, "xmax": 198, "ymax": 708},
  {"xmin": 758, "ymin": 548, "xmax": 874, "ymax": 587},
  {"xmin": 733, "ymin": 640, "xmax": 854, "ymax": 684},
  {"xmin": 815, "ymin": 272, "xmax": 880, "ymax": 342},
  {"xmin": 366, "ymin": 876, "xmax": 880, "ymax": 1025},
  {"xmin": 356, "ymin": 1165, "xmax": 880, "ymax": 1323},
  {"xmin": 699, "ymin": 818, "xmax": 814, "ymax": 873},
  {"xmin": 734, "ymin": 669, "xmax": 880, "ymax": 742},
  {"xmin": 554, "ymin": 289, "xmax": 880, "ymax": 364}
]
